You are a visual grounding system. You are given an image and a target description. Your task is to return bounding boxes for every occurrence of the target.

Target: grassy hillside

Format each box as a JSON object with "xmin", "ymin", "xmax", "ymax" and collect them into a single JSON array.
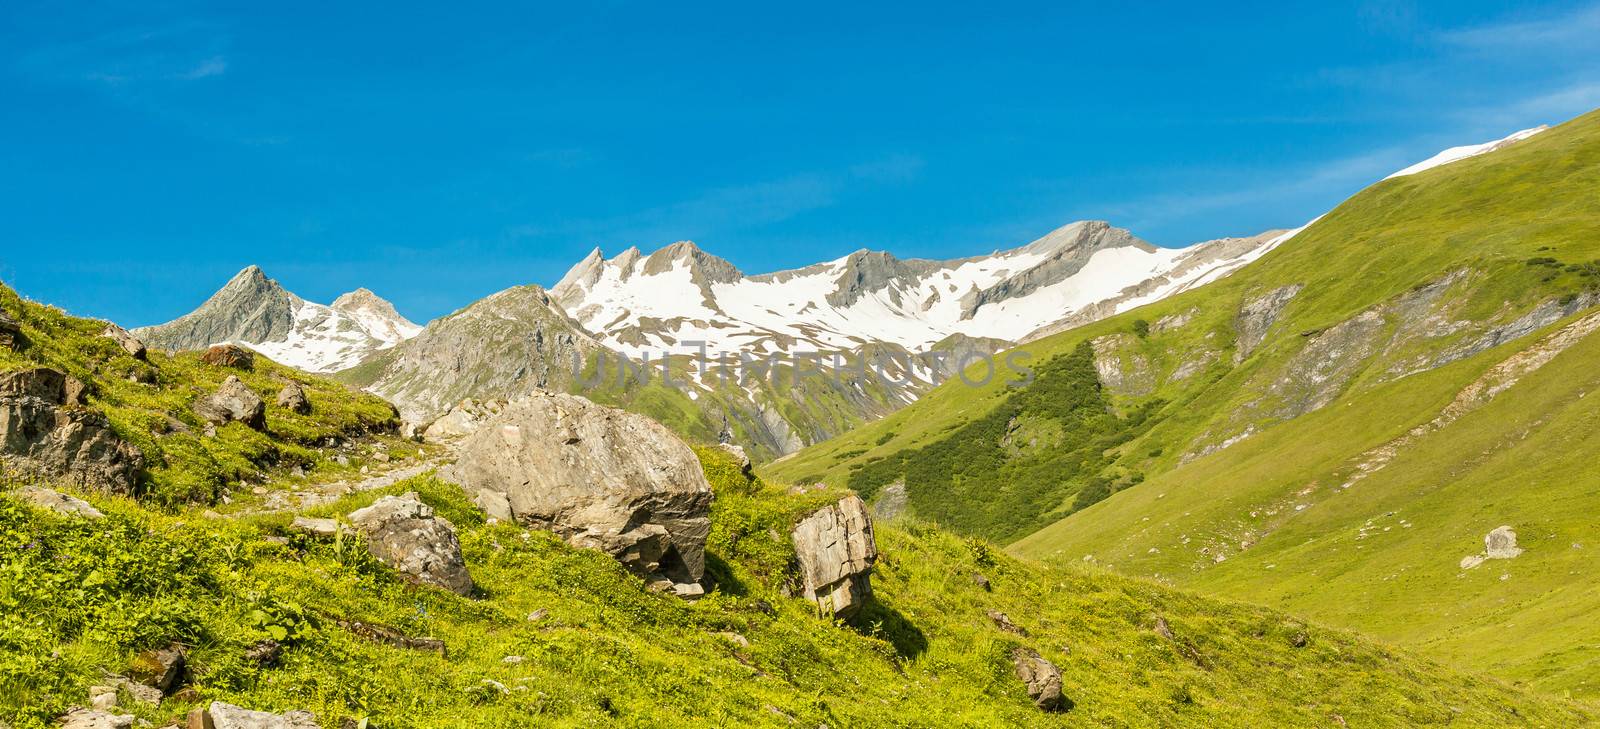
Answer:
[
  {"xmin": 0, "ymin": 284, "xmax": 409, "ymax": 506},
  {"xmin": 768, "ymin": 107, "xmax": 1600, "ymax": 695},
  {"xmin": 3, "ymin": 447, "xmax": 1593, "ymax": 727}
]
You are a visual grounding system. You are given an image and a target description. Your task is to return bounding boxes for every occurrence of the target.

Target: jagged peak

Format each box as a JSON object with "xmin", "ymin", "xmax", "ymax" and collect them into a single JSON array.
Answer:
[
  {"xmin": 641, "ymin": 240, "xmax": 743, "ymax": 282},
  {"xmin": 1016, "ymin": 220, "xmax": 1155, "ymax": 257}
]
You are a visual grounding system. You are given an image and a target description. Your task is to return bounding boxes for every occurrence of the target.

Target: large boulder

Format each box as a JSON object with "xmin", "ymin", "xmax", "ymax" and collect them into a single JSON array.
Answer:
[
  {"xmin": 202, "ymin": 702, "xmax": 319, "ymax": 729},
  {"xmin": 440, "ymin": 391, "xmax": 713, "ymax": 589},
  {"xmin": 275, "ymin": 382, "xmax": 310, "ymax": 415},
  {"xmin": 421, "ymin": 398, "xmax": 505, "ymax": 442},
  {"xmin": 348, "ymin": 492, "xmax": 474, "ymax": 596},
  {"xmin": 194, "ymin": 376, "xmax": 266, "ymax": 430},
  {"xmin": 100, "ymin": 324, "xmax": 147, "ymax": 360},
  {"xmin": 200, "ymin": 344, "xmax": 255, "ymax": 370},
  {"xmin": 1011, "ymin": 647, "xmax": 1067, "ymax": 711},
  {"xmin": 15, "ymin": 486, "xmax": 104, "ymax": 519},
  {"xmin": 790, "ymin": 494, "xmax": 877, "ymax": 618},
  {"xmin": 0, "ymin": 368, "xmax": 143, "ymax": 494}
]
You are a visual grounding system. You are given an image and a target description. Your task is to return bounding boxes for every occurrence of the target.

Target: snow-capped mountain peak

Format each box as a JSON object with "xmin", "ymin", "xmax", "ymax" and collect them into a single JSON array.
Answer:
[
  {"xmin": 135, "ymin": 267, "xmax": 422, "ymax": 373},
  {"xmin": 1385, "ymin": 126, "xmax": 1548, "ymax": 179}
]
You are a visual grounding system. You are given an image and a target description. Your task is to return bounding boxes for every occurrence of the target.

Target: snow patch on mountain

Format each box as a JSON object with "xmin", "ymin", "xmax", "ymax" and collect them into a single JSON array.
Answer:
[{"xmin": 1385, "ymin": 127, "xmax": 1547, "ymax": 180}]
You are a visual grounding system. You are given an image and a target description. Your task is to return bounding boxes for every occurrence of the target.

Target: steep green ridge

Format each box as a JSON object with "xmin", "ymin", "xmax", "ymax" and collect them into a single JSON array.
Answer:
[
  {"xmin": 0, "ymin": 285, "xmax": 406, "ymax": 506},
  {"xmin": 767, "ymin": 108, "xmax": 1600, "ymax": 693},
  {"xmin": 3, "ymin": 449, "xmax": 1592, "ymax": 727}
]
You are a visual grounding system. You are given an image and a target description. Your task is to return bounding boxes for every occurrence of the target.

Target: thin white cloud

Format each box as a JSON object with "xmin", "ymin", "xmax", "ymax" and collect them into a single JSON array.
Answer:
[
  {"xmin": 1438, "ymin": 2, "xmax": 1600, "ymax": 51},
  {"xmin": 175, "ymin": 55, "xmax": 227, "ymax": 80}
]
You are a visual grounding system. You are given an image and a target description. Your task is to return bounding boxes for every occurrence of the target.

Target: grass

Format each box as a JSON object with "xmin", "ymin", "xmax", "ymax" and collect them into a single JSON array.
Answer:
[{"xmin": 2, "ymin": 447, "xmax": 1593, "ymax": 727}]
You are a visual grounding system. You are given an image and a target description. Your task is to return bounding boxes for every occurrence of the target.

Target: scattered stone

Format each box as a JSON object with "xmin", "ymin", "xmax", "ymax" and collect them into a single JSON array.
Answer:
[
  {"xmin": 1460, "ymin": 525, "xmax": 1525, "ymax": 570},
  {"xmin": 715, "ymin": 631, "xmax": 750, "ymax": 647},
  {"xmin": 1011, "ymin": 647, "xmax": 1066, "ymax": 712},
  {"xmin": 288, "ymin": 516, "xmax": 340, "ymax": 539},
  {"xmin": 987, "ymin": 610, "xmax": 1028, "ymax": 636},
  {"xmin": 15, "ymin": 486, "xmax": 104, "ymax": 519},
  {"xmin": 59, "ymin": 709, "xmax": 134, "ymax": 729},
  {"xmin": 127, "ymin": 643, "xmax": 187, "ymax": 693},
  {"xmin": 971, "ymin": 573, "xmax": 992, "ymax": 591},
  {"xmin": 89, "ymin": 676, "xmax": 161, "ymax": 707},
  {"xmin": 0, "ymin": 368, "xmax": 144, "ymax": 493},
  {"xmin": 349, "ymin": 492, "xmax": 474, "ymax": 596},
  {"xmin": 334, "ymin": 618, "xmax": 447, "ymax": 656},
  {"xmin": 205, "ymin": 702, "xmax": 319, "ymax": 729},
  {"xmin": 244, "ymin": 640, "xmax": 281, "ymax": 668},
  {"xmin": 194, "ymin": 376, "xmax": 266, "ymax": 430},
  {"xmin": 275, "ymin": 382, "xmax": 310, "ymax": 415},
  {"xmin": 872, "ymin": 480, "xmax": 908, "ymax": 521},
  {"xmin": 1290, "ymin": 630, "xmax": 1310, "ymax": 648},
  {"xmin": 439, "ymin": 392, "xmax": 713, "ymax": 591},
  {"xmin": 1153, "ymin": 616, "xmax": 1175, "ymax": 641},
  {"xmin": 790, "ymin": 494, "xmax": 877, "ymax": 618},
  {"xmin": 100, "ymin": 324, "xmax": 147, "ymax": 360},
  {"xmin": 200, "ymin": 344, "xmax": 255, "ymax": 370},
  {"xmin": 472, "ymin": 490, "xmax": 513, "ymax": 522},
  {"xmin": 717, "ymin": 442, "xmax": 752, "ymax": 475}
]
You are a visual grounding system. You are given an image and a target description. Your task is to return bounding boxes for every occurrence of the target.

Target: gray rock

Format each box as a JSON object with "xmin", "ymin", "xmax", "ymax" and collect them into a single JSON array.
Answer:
[
  {"xmin": 349, "ymin": 492, "xmax": 474, "ymax": 596},
  {"xmin": 58, "ymin": 709, "xmax": 134, "ymax": 729},
  {"xmin": 0, "ymin": 369, "xmax": 144, "ymax": 494},
  {"xmin": 440, "ymin": 392, "xmax": 714, "ymax": 588},
  {"xmin": 195, "ymin": 376, "xmax": 266, "ymax": 430},
  {"xmin": 0, "ymin": 307, "xmax": 19, "ymax": 349},
  {"xmin": 275, "ymin": 382, "xmax": 310, "ymax": 415},
  {"xmin": 1486, "ymin": 525, "xmax": 1524, "ymax": 559},
  {"xmin": 987, "ymin": 609, "xmax": 1027, "ymax": 636},
  {"xmin": 472, "ymin": 490, "xmax": 513, "ymax": 522},
  {"xmin": 1234, "ymin": 284, "xmax": 1303, "ymax": 362},
  {"xmin": 99, "ymin": 324, "xmax": 147, "ymax": 360},
  {"xmin": 15, "ymin": 486, "xmax": 104, "ymax": 519},
  {"xmin": 206, "ymin": 702, "xmax": 319, "ymax": 729},
  {"xmin": 421, "ymin": 399, "xmax": 505, "ymax": 442},
  {"xmin": 1011, "ymin": 647, "xmax": 1066, "ymax": 711},
  {"xmin": 718, "ymin": 442, "xmax": 752, "ymax": 475},
  {"xmin": 200, "ymin": 344, "xmax": 256, "ymax": 370},
  {"xmin": 289, "ymin": 516, "xmax": 340, "ymax": 538},
  {"xmin": 791, "ymin": 494, "xmax": 877, "ymax": 618},
  {"xmin": 128, "ymin": 643, "xmax": 186, "ymax": 693}
]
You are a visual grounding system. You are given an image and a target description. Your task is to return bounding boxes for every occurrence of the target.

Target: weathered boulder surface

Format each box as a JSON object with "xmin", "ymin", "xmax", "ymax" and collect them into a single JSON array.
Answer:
[
  {"xmin": 440, "ymin": 392, "xmax": 714, "ymax": 589},
  {"xmin": 0, "ymin": 368, "xmax": 143, "ymax": 493},
  {"xmin": 289, "ymin": 516, "xmax": 340, "ymax": 538},
  {"xmin": 1460, "ymin": 525, "xmax": 1525, "ymax": 570},
  {"xmin": 349, "ymin": 492, "xmax": 474, "ymax": 596},
  {"xmin": 717, "ymin": 442, "xmax": 751, "ymax": 475},
  {"xmin": 201, "ymin": 344, "xmax": 256, "ymax": 370},
  {"xmin": 194, "ymin": 376, "xmax": 266, "ymax": 430},
  {"xmin": 100, "ymin": 324, "xmax": 147, "ymax": 360},
  {"xmin": 204, "ymin": 702, "xmax": 319, "ymax": 729},
  {"xmin": 790, "ymin": 494, "xmax": 877, "ymax": 618},
  {"xmin": 275, "ymin": 382, "xmax": 310, "ymax": 414},
  {"xmin": 421, "ymin": 398, "xmax": 504, "ymax": 442},
  {"xmin": 16, "ymin": 485, "xmax": 104, "ymax": 519},
  {"xmin": 1011, "ymin": 647, "xmax": 1066, "ymax": 711},
  {"xmin": 59, "ymin": 709, "xmax": 134, "ymax": 729},
  {"xmin": 128, "ymin": 643, "xmax": 187, "ymax": 693}
]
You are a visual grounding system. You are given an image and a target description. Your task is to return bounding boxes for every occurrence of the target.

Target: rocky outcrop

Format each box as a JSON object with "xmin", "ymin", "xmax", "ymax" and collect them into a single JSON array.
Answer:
[
  {"xmin": 275, "ymin": 382, "xmax": 310, "ymax": 414},
  {"xmin": 439, "ymin": 392, "xmax": 714, "ymax": 591},
  {"xmin": 421, "ymin": 399, "xmax": 506, "ymax": 442},
  {"xmin": 1090, "ymin": 334, "xmax": 1154, "ymax": 397},
  {"xmin": 127, "ymin": 643, "xmax": 186, "ymax": 694},
  {"xmin": 15, "ymin": 485, "xmax": 104, "ymax": 519},
  {"xmin": 1011, "ymin": 647, "xmax": 1066, "ymax": 711},
  {"xmin": 790, "ymin": 494, "xmax": 877, "ymax": 618},
  {"xmin": 960, "ymin": 221, "xmax": 1153, "ymax": 320},
  {"xmin": 199, "ymin": 702, "xmax": 319, "ymax": 729},
  {"xmin": 349, "ymin": 492, "xmax": 474, "ymax": 596},
  {"xmin": 1234, "ymin": 284, "xmax": 1303, "ymax": 362},
  {"xmin": 0, "ymin": 368, "xmax": 143, "ymax": 493},
  {"xmin": 99, "ymin": 324, "xmax": 146, "ymax": 360},
  {"xmin": 0, "ymin": 307, "xmax": 20, "ymax": 349},
  {"xmin": 194, "ymin": 376, "xmax": 266, "ymax": 430},
  {"xmin": 201, "ymin": 344, "xmax": 256, "ymax": 370}
]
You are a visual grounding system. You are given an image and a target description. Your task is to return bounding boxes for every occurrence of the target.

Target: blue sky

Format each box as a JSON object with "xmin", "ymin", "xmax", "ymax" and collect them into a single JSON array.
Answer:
[{"xmin": 3, "ymin": 1, "xmax": 1600, "ymax": 327}]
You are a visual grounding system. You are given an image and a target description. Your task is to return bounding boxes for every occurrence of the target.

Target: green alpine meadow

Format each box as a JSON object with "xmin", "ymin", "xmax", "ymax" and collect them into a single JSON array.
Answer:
[{"xmin": 7, "ymin": 5, "xmax": 1600, "ymax": 726}]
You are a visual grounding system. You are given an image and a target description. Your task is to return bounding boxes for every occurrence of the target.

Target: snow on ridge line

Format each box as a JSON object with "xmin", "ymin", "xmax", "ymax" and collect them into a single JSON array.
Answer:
[{"xmin": 1384, "ymin": 126, "xmax": 1547, "ymax": 180}]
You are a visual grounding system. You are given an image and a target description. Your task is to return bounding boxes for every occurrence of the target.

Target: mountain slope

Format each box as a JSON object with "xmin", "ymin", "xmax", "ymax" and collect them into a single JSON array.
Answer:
[
  {"xmin": 3, "ymin": 447, "xmax": 1593, "ymax": 727},
  {"xmin": 768, "ymin": 110, "xmax": 1600, "ymax": 692},
  {"xmin": 135, "ymin": 267, "xmax": 421, "ymax": 373}
]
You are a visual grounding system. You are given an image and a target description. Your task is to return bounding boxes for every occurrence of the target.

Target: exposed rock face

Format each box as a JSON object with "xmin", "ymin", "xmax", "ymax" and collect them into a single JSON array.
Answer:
[
  {"xmin": 204, "ymin": 702, "xmax": 319, "ymax": 729},
  {"xmin": 421, "ymin": 399, "xmax": 505, "ymax": 442},
  {"xmin": 440, "ymin": 392, "xmax": 714, "ymax": 588},
  {"xmin": 1090, "ymin": 333, "xmax": 1154, "ymax": 397},
  {"xmin": 1011, "ymin": 647, "xmax": 1066, "ymax": 712},
  {"xmin": 960, "ymin": 221, "xmax": 1155, "ymax": 319},
  {"xmin": 99, "ymin": 324, "xmax": 147, "ymax": 360},
  {"xmin": 201, "ymin": 344, "xmax": 256, "ymax": 370},
  {"xmin": 15, "ymin": 486, "xmax": 104, "ymax": 519},
  {"xmin": 349, "ymin": 492, "xmax": 474, "ymax": 596},
  {"xmin": 194, "ymin": 376, "xmax": 266, "ymax": 430},
  {"xmin": 1234, "ymin": 284, "xmax": 1303, "ymax": 362},
  {"xmin": 0, "ymin": 307, "xmax": 19, "ymax": 349},
  {"xmin": 0, "ymin": 368, "xmax": 143, "ymax": 494},
  {"xmin": 275, "ymin": 382, "xmax": 310, "ymax": 414},
  {"xmin": 790, "ymin": 494, "xmax": 877, "ymax": 618},
  {"xmin": 289, "ymin": 516, "xmax": 340, "ymax": 538}
]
